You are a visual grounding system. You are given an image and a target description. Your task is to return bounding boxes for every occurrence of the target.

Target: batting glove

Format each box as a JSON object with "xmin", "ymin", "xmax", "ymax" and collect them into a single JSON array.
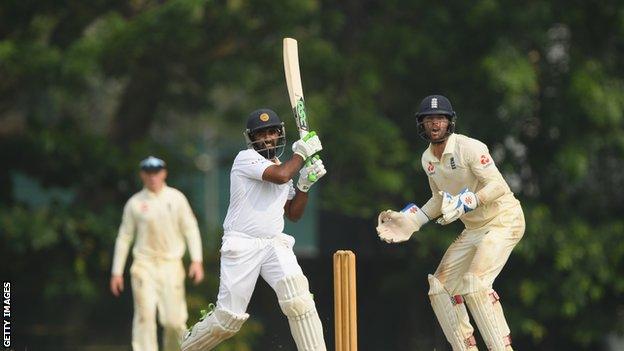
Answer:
[
  {"xmin": 297, "ymin": 155, "xmax": 326, "ymax": 192},
  {"xmin": 292, "ymin": 131, "xmax": 322, "ymax": 160},
  {"xmin": 376, "ymin": 203, "xmax": 430, "ymax": 243},
  {"xmin": 436, "ymin": 188, "xmax": 479, "ymax": 225}
]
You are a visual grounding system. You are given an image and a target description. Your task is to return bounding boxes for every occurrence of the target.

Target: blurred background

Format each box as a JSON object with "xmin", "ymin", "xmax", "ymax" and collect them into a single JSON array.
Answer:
[{"xmin": 2, "ymin": 0, "xmax": 624, "ymax": 350}]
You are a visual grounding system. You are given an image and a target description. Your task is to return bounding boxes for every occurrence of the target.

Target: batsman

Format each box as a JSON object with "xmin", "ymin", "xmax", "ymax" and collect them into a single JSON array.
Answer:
[
  {"xmin": 181, "ymin": 108, "xmax": 327, "ymax": 351},
  {"xmin": 376, "ymin": 95, "xmax": 525, "ymax": 350}
]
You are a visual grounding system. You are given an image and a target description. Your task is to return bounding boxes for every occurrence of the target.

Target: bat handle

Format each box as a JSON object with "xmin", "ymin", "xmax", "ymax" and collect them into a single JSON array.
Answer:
[
  {"xmin": 306, "ymin": 155, "xmax": 319, "ymax": 182},
  {"xmin": 301, "ymin": 130, "xmax": 315, "ymax": 140},
  {"xmin": 300, "ymin": 132, "xmax": 319, "ymax": 181}
]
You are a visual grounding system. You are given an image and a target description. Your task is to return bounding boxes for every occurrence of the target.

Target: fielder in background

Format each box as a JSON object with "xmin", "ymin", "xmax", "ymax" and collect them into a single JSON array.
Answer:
[
  {"xmin": 110, "ymin": 156, "xmax": 205, "ymax": 351},
  {"xmin": 376, "ymin": 95, "xmax": 524, "ymax": 351},
  {"xmin": 181, "ymin": 108, "xmax": 327, "ymax": 351}
]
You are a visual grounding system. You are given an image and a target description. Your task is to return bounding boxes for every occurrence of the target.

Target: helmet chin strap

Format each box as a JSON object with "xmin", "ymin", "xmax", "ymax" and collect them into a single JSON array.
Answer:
[
  {"xmin": 260, "ymin": 147, "xmax": 277, "ymax": 159},
  {"xmin": 251, "ymin": 137, "xmax": 285, "ymax": 159},
  {"xmin": 428, "ymin": 124, "xmax": 452, "ymax": 144},
  {"xmin": 430, "ymin": 134, "xmax": 451, "ymax": 144},
  {"xmin": 252, "ymin": 141, "xmax": 275, "ymax": 159},
  {"xmin": 417, "ymin": 117, "xmax": 455, "ymax": 143}
]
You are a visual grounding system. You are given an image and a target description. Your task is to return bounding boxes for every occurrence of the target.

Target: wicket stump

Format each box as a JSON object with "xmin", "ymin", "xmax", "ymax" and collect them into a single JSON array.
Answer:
[{"xmin": 333, "ymin": 250, "xmax": 357, "ymax": 351}]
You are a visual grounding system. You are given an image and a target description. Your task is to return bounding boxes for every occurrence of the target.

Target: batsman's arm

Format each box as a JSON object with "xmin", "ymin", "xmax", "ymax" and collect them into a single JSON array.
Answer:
[
  {"xmin": 285, "ymin": 155, "xmax": 326, "ymax": 220},
  {"xmin": 263, "ymin": 132, "xmax": 322, "ymax": 184},
  {"xmin": 284, "ymin": 191, "xmax": 308, "ymax": 222},
  {"xmin": 262, "ymin": 155, "xmax": 305, "ymax": 184}
]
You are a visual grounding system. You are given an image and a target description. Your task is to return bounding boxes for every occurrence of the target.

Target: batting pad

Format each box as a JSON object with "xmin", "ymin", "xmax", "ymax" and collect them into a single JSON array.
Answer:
[
  {"xmin": 491, "ymin": 291, "xmax": 513, "ymax": 348},
  {"xmin": 463, "ymin": 273, "xmax": 512, "ymax": 351},
  {"xmin": 276, "ymin": 275, "xmax": 327, "ymax": 351},
  {"xmin": 180, "ymin": 307, "xmax": 249, "ymax": 351},
  {"xmin": 428, "ymin": 275, "xmax": 477, "ymax": 351}
]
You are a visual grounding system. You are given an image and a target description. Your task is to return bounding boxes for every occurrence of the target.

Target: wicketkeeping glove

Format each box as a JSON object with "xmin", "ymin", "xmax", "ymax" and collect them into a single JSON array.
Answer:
[
  {"xmin": 437, "ymin": 188, "xmax": 479, "ymax": 225},
  {"xmin": 292, "ymin": 131, "xmax": 322, "ymax": 160},
  {"xmin": 297, "ymin": 155, "xmax": 327, "ymax": 192},
  {"xmin": 376, "ymin": 203, "xmax": 430, "ymax": 243}
]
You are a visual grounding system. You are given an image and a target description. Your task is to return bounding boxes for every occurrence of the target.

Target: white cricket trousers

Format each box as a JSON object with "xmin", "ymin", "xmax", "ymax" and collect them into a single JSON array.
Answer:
[
  {"xmin": 435, "ymin": 205, "xmax": 525, "ymax": 294},
  {"xmin": 216, "ymin": 232, "xmax": 305, "ymax": 314},
  {"xmin": 130, "ymin": 257, "xmax": 188, "ymax": 351}
]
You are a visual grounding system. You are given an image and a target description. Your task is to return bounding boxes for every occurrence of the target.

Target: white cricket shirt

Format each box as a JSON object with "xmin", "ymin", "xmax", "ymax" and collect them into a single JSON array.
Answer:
[
  {"xmin": 111, "ymin": 185, "xmax": 203, "ymax": 275},
  {"xmin": 420, "ymin": 133, "xmax": 520, "ymax": 229},
  {"xmin": 223, "ymin": 149, "xmax": 296, "ymax": 238}
]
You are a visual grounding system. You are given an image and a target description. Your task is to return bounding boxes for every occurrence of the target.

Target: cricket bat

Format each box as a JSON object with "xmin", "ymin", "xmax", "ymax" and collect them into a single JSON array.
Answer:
[{"xmin": 283, "ymin": 37, "xmax": 318, "ymax": 181}]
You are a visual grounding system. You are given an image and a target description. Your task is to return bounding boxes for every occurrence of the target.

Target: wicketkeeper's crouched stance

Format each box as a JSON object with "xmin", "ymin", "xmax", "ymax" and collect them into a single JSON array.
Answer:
[
  {"xmin": 181, "ymin": 109, "xmax": 327, "ymax": 351},
  {"xmin": 377, "ymin": 95, "xmax": 525, "ymax": 351}
]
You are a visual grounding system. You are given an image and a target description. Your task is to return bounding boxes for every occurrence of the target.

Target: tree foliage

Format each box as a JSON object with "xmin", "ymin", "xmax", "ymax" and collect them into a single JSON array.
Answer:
[{"xmin": 2, "ymin": 0, "xmax": 623, "ymax": 349}]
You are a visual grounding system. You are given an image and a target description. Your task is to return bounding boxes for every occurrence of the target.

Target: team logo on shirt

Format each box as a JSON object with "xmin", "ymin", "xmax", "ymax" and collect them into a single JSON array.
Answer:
[
  {"xmin": 259, "ymin": 113, "xmax": 270, "ymax": 122},
  {"xmin": 426, "ymin": 162, "xmax": 436, "ymax": 175},
  {"xmin": 140, "ymin": 202, "xmax": 149, "ymax": 212},
  {"xmin": 480, "ymin": 154, "xmax": 492, "ymax": 167},
  {"xmin": 450, "ymin": 157, "xmax": 457, "ymax": 169}
]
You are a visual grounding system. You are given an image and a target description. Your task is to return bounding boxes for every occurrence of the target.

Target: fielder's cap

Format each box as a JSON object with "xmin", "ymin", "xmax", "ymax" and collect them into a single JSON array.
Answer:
[
  {"xmin": 246, "ymin": 108, "xmax": 283, "ymax": 133},
  {"xmin": 140, "ymin": 156, "xmax": 166, "ymax": 171},
  {"xmin": 415, "ymin": 95, "xmax": 456, "ymax": 119}
]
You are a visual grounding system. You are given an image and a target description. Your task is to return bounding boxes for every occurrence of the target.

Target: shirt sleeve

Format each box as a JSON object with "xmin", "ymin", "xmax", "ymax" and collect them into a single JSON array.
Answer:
[
  {"xmin": 287, "ymin": 180, "xmax": 296, "ymax": 200},
  {"xmin": 111, "ymin": 200, "xmax": 136, "ymax": 276},
  {"xmin": 467, "ymin": 141, "xmax": 510, "ymax": 205},
  {"xmin": 233, "ymin": 149, "xmax": 274, "ymax": 181},
  {"xmin": 421, "ymin": 176, "xmax": 443, "ymax": 220},
  {"xmin": 178, "ymin": 193, "xmax": 203, "ymax": 262}
]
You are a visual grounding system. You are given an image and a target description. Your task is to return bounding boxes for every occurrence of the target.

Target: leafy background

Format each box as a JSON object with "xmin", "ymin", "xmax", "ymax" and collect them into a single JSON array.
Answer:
[{"xmin": 1, "ymin": 0, "xmax": 623, "ymax": 350}]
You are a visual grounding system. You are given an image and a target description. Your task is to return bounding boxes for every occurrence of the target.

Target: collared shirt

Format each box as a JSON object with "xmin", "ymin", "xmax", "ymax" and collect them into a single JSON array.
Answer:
[
  {"xmin": 420, "ymin": 133, "xmax": 520, "ymax": 229},
  {"xmin": 222, "ymin": 149, "xmax": 295, "ymax": 238},
  {"xmin": 111, "ymin": 184, "xmax": 203, "ymax": 275}
]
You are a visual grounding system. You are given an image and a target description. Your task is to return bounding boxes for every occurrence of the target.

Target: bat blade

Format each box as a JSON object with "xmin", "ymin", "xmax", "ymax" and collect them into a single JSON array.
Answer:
[
  {"xmin": 283, "ymin": 37, "xmax": 318, "ymax": 181},
  {"xmin": 283, "ymin": 37, "xmax": 309, "ymax": 137}
]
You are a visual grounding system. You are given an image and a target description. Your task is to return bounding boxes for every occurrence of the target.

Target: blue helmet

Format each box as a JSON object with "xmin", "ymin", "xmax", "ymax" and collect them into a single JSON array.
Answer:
[
  {"xmin": 243, "ymin": 108, "xmax": 286, "ymax": 159},
  {"xmin": 415, "ymin": 95, "xmax": 456, "ymax": 143}
]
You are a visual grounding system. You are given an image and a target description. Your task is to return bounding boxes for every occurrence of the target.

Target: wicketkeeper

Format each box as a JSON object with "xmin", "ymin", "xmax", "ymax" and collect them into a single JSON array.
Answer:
[
  {"xmin": 376, "ymin": 95, "xmax": 524, "ymax": 351},
  {"xmin": 181, "ymin": 108, "xmax": 327, "ymax": 351}
]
